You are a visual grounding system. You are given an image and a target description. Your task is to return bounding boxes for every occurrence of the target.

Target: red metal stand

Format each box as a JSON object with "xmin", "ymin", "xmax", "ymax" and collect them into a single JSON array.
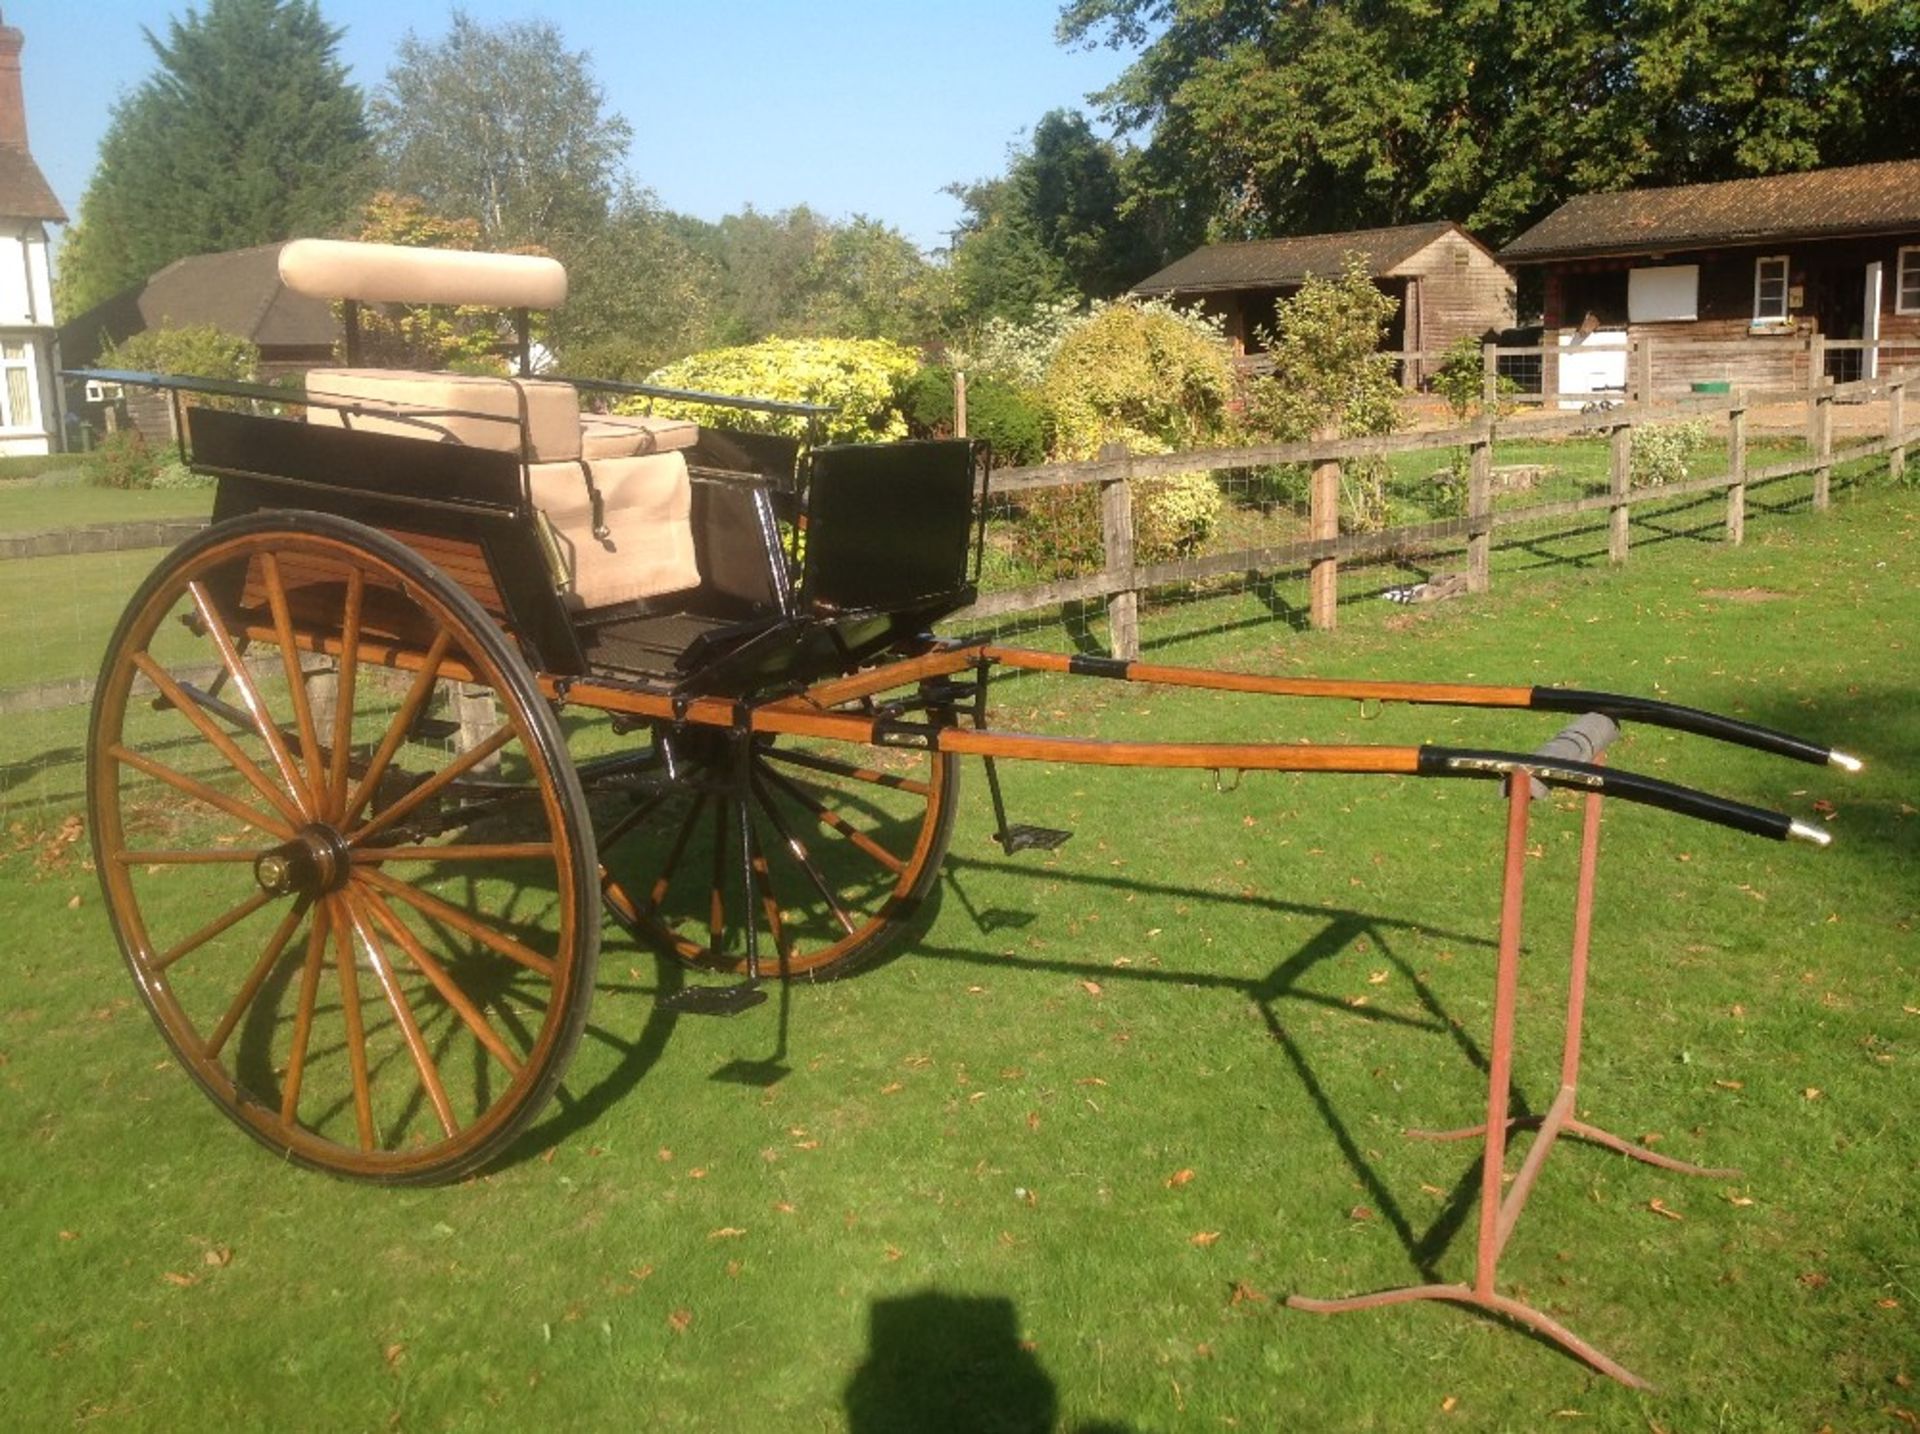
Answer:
[{"xmin": 1287, "ymin": 763, "xmax": 1737, "ymax": 1390}]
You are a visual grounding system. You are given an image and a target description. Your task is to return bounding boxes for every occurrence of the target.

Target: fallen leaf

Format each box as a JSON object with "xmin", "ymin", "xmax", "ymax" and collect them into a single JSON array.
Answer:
[
  {"xmin": 689, "ymin": 1167, "xmax": 708, "ymax": 1179},
  {"xmin": 1166, "ymin": 1169, "xmax": 1195, "ymax": 1189},
  {"xmin": 658, "ymin": 1147, "xmax": 673, "ymax": 1162},
  {"xmin": 1441, "ymin": 1395, "xmax": 1458, "ymax": 1413},
  {"xmin": 1889, "ymin": 1409, "xmax": 1919, "ymax": 1430},
  {"xmin": 1713, "ymin": 1079, "xmax": 1745, "ymax": 1090},
  {"xmin": 202, "ymin": 1246, "xmax": 232, "ymax": 1268},
  {"xmin": 708, "ymin": 1227, "xmax": 746, "ymax": 1240},
  {"xmin": 773, "ymin": 1202, "xmax": 795, "ymax": 1215},
  {"xmin": 1228, "ymin": 1281, "xmax": 1267, "ymax": 1306},
  {"xmin": 162, "ymin": 1271, "xmax": 197, "ymax": 1288},
  {"xmin": 1803, "ymin": 1088, "xmax": 1823, "ymax": 1101},
  {"xmin": 1025, "ymin": 1111, "xmax": 1040, "ymax": 1132},
  {"xmin": 1075, "ymin": 1077, "xmax": 1107, "ymax": 1087},
  {"xmin": 1366, "ymin": 970, "xmax": 1389, "ymax": 985},
  {"xmin": 1878, "ymin": 1298, "xmax": 1902, "ymax": 1310},
  {"xmin": 383, "ymin": 1343, "xmax": 406, "ymax": 1369},
  {"xmin": 58, "ymin": 1230, "xmax": 78, "ymax": 1242},
  {"xmin": 884, "ymin": 1245, "xmax": 904, "ymax": 1262},
  {"xmin": 1648, "ymin": 1199, "xmax": 1684, "ymax": 1221},
  {"xmin": 66, "ymin": 894, "xmax": 80, "ymax": 910},
  {"xmin": 725, "ymin": 1260, "xmax": 742, "ymax": 1278},
  {"xmin": 879, "ymin": 1082, "xmax": 903, "ymax": 1095},
  {"xmin": 667, "ymin": 1309, "xmax": 692, "ymax": 1334},
  {"xmin": 1724, "ymin": 1193, "xmax": 1756, "ymax": 1208},
  {"xmin": 1799, "ymin": 1271, "xmax": 1830, "ymax": 1288},
  {"xmin": 1080, "ymin": 980, "xmax": 1103, "ymax": 996},
  {"xmin": 1190, "ymin": 1231, "xmax": 1220, "ymax": 1247},
  {"xmin": 629, "ymin": 1264, "xmax": 655, "ymax": 1281},
  {"xmin": 1349, "ymin": 1206, "xmax": 1376, "ymax": 1222}
]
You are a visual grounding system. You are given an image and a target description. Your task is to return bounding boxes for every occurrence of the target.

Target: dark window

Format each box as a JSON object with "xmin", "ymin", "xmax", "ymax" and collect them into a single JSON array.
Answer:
[{"xmin": 1561, "ymin": 270, "xmax": 1628, "ymax": 328}]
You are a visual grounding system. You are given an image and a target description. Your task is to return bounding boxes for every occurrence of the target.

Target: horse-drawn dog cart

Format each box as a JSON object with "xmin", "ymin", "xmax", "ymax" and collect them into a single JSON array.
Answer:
[{"xmin": 75, "ymin": 241, "xmax": 1857, "ymax": 1383}]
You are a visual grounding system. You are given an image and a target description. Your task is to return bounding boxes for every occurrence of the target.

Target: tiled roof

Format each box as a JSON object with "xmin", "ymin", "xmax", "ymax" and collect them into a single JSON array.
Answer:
[
  {"xmin": 59, "ymin": 242, "xmax": 337, "ymax": 365},
  {"xmin": 0, "ymin": 145, "xmax": 63, "ymax": 222},
  {"xmin": 1132, "ymin": 221, "xmax": 1466, "ymax": 295},
  {"xmin": 1501, "ymin": 159, "xmax": 1920, "ymax": 262}
]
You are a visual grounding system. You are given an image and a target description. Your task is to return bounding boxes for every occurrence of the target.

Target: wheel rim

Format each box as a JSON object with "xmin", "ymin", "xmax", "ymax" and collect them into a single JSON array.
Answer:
[
  {"xmin": 89, "ymin": 519, "xmax": 595, "ymax": 1181},
  {"xmin": 599, "ymin": 720, "xmax": 955, "ymax": 980}
]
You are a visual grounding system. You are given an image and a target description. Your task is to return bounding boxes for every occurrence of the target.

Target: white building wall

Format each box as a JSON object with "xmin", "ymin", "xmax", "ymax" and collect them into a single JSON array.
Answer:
[{"xmin": 0, "ymin": 226, "xmax": 59, "ymax": 453}]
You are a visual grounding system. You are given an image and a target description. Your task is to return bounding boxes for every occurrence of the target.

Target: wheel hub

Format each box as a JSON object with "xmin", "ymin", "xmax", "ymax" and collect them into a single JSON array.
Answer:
[{"xmin": 254, "ymin": 824, "xmax": 352, "ymax": 898}]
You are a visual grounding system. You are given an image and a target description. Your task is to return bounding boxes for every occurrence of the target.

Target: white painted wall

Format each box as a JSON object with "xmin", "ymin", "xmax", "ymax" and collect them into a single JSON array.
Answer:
[{"xmin": 1557, "ymin": 329, "xmax": 1629, "ymax": 408}]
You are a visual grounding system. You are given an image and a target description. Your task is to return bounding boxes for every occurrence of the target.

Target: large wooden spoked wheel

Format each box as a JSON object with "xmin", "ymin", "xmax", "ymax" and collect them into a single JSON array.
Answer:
[
  {"xmin": 87, "ymin": 513, "xmax": 598, "ymax": 1184},
  {"xmin": 599, "ymin": 716, "xmax": 959, "ymax": 981}
]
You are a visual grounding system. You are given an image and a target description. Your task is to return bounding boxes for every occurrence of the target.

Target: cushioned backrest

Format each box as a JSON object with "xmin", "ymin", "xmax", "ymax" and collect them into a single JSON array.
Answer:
[
  {"xmin": 279, "ymin": 239, "xmax": 567, "ymax": 309},
  {"xmin": 305, "ymin": 369, "xmax": 581, "ymax": 462},
  {"xmin": 528, "ymin": 454, "xmax": 700, "ymax": 608}
]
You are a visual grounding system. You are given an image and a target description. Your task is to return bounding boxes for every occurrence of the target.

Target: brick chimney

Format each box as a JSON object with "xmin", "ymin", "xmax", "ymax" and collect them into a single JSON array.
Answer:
[{"xmin": 0, "ymin": 11, "xmax": 27, "ymax": 151}]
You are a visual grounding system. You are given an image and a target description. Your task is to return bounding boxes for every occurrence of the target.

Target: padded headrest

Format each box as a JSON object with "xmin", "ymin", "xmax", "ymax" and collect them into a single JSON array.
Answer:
[{"xmin": 279, "ymin": 239, "xmax": 568, "ymax": 309}]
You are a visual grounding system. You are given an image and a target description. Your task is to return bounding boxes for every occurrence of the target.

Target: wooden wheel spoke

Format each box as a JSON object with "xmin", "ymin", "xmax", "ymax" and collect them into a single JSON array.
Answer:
[
  {"xmin": 188, "ymin": 580, "xmax": 314, "ymax": 818},
  {"xmin": 131, "ymin": 652, "xmax": 307, "ymax": 828},
  {"xmin": 205, "ymin": 899, "xmax": 311, "ymax": 1061},
  {"xmin": 708, "ymin": 797, "xmax": 731, "ymax": 953},
  {"xmin": 329, "ymin": 895, "xmax": 377, "ymax": 1152},
  {"xmin": 759, "ymin": 763, "xmax": 906, "ymax": 874},
  {"xmin": 596, "ymin": 789, "xmax": 671, "ymax": 854},
  {"xmin": 761, "ymin": 744, "xmax": 931, "ymax": 796},
  {"xmin": 348, "ymin": 724, "xmax": 519, "ymax": 847},
  {"xmin": 152, "ymin": 887, "xmax": 278, "ymax": 973},
  {"xmin": 357, "ymin": 867, "xmax": 557, "ymax": 979},
  {"xmin": 260, "ymin": 554, "xmax": 327, "ymax": 809},
  {"xmin": 359, "ymin": 886, "xmax": 524, "ymax": 1077},
  {"xmin": 350, "ymin": 841, "xmax": 555, "ymax": 864},
  {"xmin": 341, "ymin": 893, "xmax": 458, "ymax": 1139},
  {"xmin": 328, "ymin": 566, "xmax": 364, "ymax": 817},
  {"xmin": 745, "ymin": 820, "xmax": 793, "ymax": 971},
  {"xmin": 109, "ymin": 744, "xmax": 297, "ymax": 841},
  {"xmin": 751, "ymin": 776, "xmax": 858, "ymax": 936},
  {"xmin": 116, "ymin": 848, "xmax": 262, "ymax": 866},
  {"xmin": 340, "ymin": 629, "xmax": 454, "ymax": 829},
  {"xmin": 280, "ymin": 899, "xmax": 332, "ymax": 1125}
]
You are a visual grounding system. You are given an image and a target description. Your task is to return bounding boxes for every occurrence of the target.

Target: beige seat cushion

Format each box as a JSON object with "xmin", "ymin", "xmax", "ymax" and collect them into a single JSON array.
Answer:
[
  {"xmin": 280, "ymin": 239, "xmax": 568, "ymax": 310},
  {"xmin": 306, "ymin": 369, "xmax": 582, "ymax": 462},
  {"xmin": 529, "ymin": 453, "xmax": 699, "ymax": 608},
  {"xmin": 580, "ymin": 413, "xmax": 700, "ymax": 460}
]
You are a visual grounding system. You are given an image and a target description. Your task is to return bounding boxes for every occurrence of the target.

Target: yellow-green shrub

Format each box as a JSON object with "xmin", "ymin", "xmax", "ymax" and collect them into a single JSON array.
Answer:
[{"xmin": 635, "ymin": 337, "xmax": 921, "ymax": 444}]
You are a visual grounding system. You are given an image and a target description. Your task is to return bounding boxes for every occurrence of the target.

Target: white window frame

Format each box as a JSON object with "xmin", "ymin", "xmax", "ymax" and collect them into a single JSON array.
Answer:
[
  {"xmin": 0, "ymin": 338, "xmax": 38, "ymax": 432},
  {"xmin": 1753, "ymin": 255, "xmax": 1791, "ymax": 324},
  {"xmin": 1897, "ymin": 246, "xmax": 1920, "ymax": 316}
]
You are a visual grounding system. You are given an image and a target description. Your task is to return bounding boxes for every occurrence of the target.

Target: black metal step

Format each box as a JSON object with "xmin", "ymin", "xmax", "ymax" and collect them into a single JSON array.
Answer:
[
  {"xmin": 658, "ymin": 982, "xmax": 768, "ymax": 1017},
  {"xmin": 995, "ymin": 824, "xmax": 1073, "ymax": 854}
]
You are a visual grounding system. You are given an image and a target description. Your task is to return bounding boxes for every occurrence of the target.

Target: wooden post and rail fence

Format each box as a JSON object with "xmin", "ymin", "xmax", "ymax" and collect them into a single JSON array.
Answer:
[{"xmin": 954, "ymin": 366, "xmax": 1913, "ymax": 660}]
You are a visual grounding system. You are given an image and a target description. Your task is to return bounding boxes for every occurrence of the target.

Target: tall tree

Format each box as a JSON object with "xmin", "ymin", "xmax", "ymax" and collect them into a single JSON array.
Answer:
[
  {"xmin": 55, "ymin": 0, "xmax": 369, "ymax": 320},
  {"xmin": 946, "ymin": 109, "xmax": 1162, "ymax": 324},
  {"xmin": 372, "ymin": 11, "xmax": 633, "ymax": 246},
  {"xmin": 1059, "ymin": 0, "xmax": 1920, "ymax": 247}
]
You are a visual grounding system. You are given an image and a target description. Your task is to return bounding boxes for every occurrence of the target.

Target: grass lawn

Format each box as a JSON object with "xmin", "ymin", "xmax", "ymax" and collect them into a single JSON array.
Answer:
[{"xmin": 2, "ymin": 474, "xmax": 1915, "ymax": 1430}]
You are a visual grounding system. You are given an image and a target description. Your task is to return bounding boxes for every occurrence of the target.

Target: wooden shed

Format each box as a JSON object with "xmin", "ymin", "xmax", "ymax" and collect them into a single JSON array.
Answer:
[
  {"xmin": 1500, "ymin": 159, "xmax": 1920, "ymax": 401},
  {"xmin": 1129, "ymin": 221, "xmax": 1515, "ymax": 386}
]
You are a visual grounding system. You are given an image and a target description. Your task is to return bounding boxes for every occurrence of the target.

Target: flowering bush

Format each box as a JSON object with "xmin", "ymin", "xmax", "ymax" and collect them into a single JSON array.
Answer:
[
  {"xmin": 635, "ymin": 337, "xmax": 921, "ymax": 445},
  {"xmin": 1630, "ymin": 419, "xmax": 1711, "ymax": 487}
]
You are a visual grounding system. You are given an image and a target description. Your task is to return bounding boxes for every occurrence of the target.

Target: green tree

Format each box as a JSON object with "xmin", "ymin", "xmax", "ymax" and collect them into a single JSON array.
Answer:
[
  {"xmin": 547, "ymin": 190, "xmax": 720, "ymax": 379},
  {"xmin": 371, "ymin": 11, "xmax": 632, "ymax": 246},
  {"xmin": 1059, "ymin": 0, "xmax": 1920, "ymax": 247},
  {"xmin": 946, "ymin": 109, "xmax": 1161, "ymax": 323},
  {"xmin": 55, "ymin": 0, "xmax": 369, "ymax": 320}
]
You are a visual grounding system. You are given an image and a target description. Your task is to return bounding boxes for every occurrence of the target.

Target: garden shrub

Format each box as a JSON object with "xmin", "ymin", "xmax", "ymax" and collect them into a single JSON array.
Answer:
[
  {"xmin": 104, "ymin": 324, "xmax": 258, "ymax": 387},
  {"xmin": 1010, "ymin": 301, "xmax": 1235, "ymax": 572},
  {"xmin": 899, "ymin": 365, "xmax": 1050, "ymax": 467},
  {"xmin": 86, "ymin": 429, "xmax": 162, "ymax": 490},
  {"xmin": 1631, "ymin": 419, "xmax": 1710, "ymax": 487},
  {"xmin": 636, "ymin": 337, "xmax": 921, "ymax": 445}
]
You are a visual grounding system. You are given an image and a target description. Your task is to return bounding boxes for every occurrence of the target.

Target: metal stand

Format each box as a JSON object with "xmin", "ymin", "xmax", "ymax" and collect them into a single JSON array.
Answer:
[{"xmin": 1288, "ymin": 761, "xmax": 1737, "ymax": 1390}]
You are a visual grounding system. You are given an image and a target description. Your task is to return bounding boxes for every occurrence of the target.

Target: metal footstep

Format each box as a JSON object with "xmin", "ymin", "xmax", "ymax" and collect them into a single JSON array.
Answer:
[
  {"xmin": 659, "ymin": 982, "xmax": 768, "ymax": 1017},
  {"xmin": 995, "ymin": 824, "xmax": 1073, "ymax": 854}
]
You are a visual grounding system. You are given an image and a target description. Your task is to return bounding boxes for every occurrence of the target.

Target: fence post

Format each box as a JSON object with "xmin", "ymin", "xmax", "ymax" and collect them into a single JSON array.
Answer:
[
  {"xmin": 1309, "ymin": 433, "xmax": 1341, "ymax": 631},
  {"xmin": 1467, "ymin": 419, "xmax": 1493, "ymax": 594},
  {"xmin": 1608, "ymin": 421, "xmax": 1632, "ymax": 565},
  {"xmin": 1812, "ymin": 379, "xmax": 1833, "ymax": 510},
  {"xmin": 953, "ymin": 370, "xmax": 968, "ymax": 439},
  {"xmin": 1481, "ymin": 343, "xmax": 1498, "ymax": 413},
  {"xmin": 1636, "ymin": 336, "xmax": 1655, "ymax": 407},
  {"xmin": 1098, "ymin": 441, "xmax": 1139, "ymax": 660},
  {"xmin": 454, "ymin": 684, "xmax": 503, "ymax": 772},
  {"xmin": 1725, "ymin": 399, "xmax": 1747, "ymax": 545},
  {"xmin": 1806, "ymin": 332, "xmax": 1824, "ymax": 452},
  {"xmin": 1542, "ymin": 329, "xmax": 1560, "ymax": 409},
  {"xmin": 1890, "ymin": 377, "xmax": 1907, "ymax": 484}
]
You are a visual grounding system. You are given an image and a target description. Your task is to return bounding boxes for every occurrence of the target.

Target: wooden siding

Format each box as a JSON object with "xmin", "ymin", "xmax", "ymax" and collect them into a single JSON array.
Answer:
[{"xmin": 1397, "ymin": 232, "xmax": 1516, "ymax": 384}]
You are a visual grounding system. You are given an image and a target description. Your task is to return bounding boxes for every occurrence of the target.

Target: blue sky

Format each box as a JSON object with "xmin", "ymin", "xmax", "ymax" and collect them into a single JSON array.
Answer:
[{"xmin": 17, "ymin": 0, "xmax": 1136, "ymax": 259}]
